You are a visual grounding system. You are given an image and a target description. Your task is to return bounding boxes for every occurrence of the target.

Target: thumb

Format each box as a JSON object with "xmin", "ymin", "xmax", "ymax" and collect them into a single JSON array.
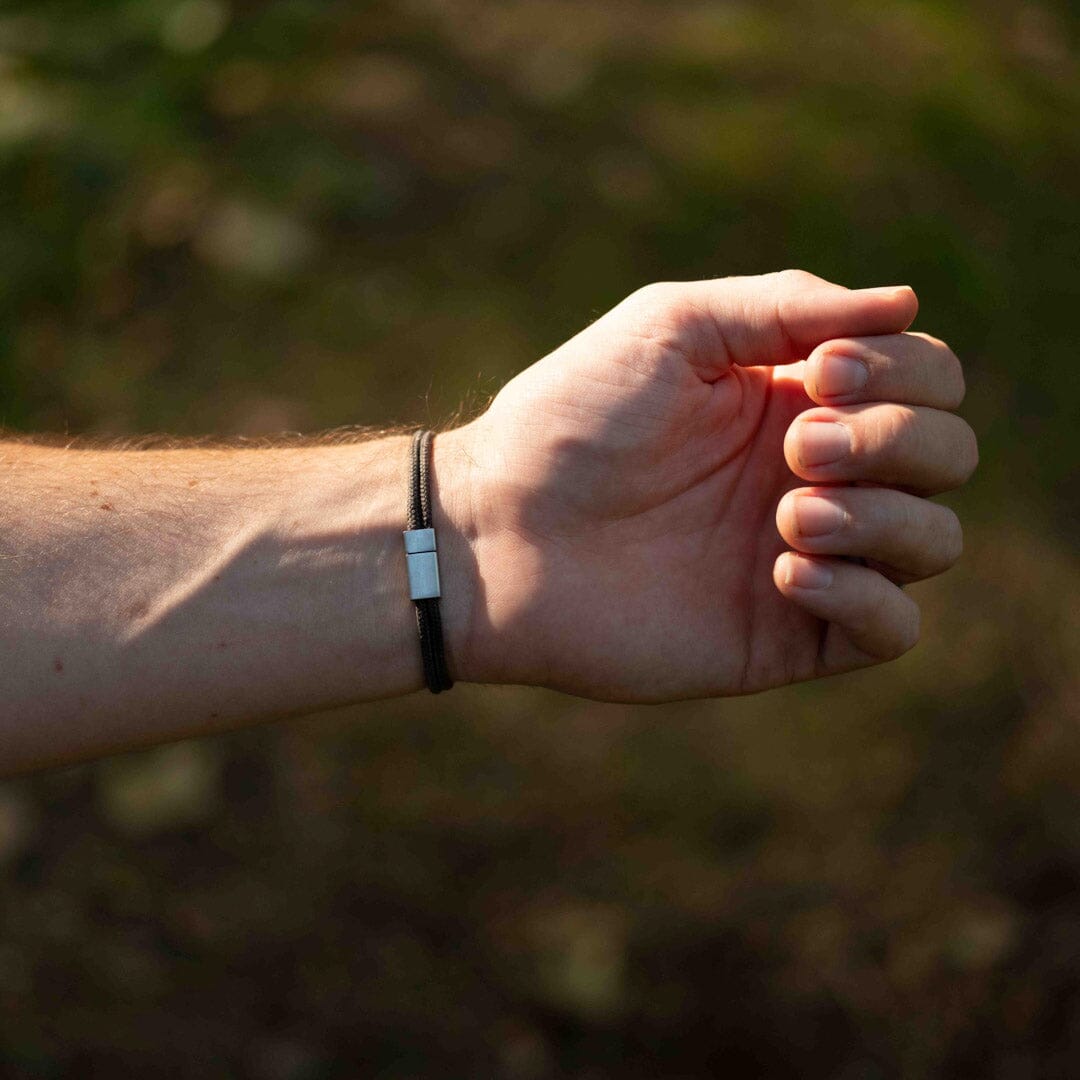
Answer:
[{"xmin": 676, "ymin": 270, "xmax": 919, "ymax": 376}]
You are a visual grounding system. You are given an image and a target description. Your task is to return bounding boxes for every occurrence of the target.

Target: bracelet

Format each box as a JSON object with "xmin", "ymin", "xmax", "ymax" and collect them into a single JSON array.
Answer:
[{"xmin": 403, "ymin": 429, "xmax": 454, "ymax": 693}]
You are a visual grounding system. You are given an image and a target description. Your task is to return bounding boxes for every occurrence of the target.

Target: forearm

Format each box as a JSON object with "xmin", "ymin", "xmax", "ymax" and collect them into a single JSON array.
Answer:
[{"xmin": 0, "ymin": 430, "xmax": 480, "ymax": 773}]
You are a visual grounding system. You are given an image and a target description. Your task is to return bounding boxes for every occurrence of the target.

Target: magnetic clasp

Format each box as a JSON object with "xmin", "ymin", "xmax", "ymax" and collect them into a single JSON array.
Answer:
[
  {"xmin": 403, "ymin": 527, "xmax": 437, "ymax": 554},
  {"xmin": 404, "ymin": 528, "xmax": 440, "ymax": 599},
  {"xmin": 406, "ymin": 551, "xmax": 441, "ymax": 599}
]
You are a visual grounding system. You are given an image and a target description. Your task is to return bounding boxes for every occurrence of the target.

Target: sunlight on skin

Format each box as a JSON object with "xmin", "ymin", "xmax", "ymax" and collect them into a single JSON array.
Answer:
[
  {"xmin": 0, "ymin": 271, "xmax": 976, "ymax": 770},
  {"xmin": 453, "ymin": 271, "xmax": 976, "ymax": 701}
]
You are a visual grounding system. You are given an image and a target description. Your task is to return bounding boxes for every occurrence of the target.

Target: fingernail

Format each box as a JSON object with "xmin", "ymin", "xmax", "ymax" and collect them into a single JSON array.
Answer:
[
  {"xmin": 794, "ymin": 495, "xmax": 847, "ymax": 537},
  {"xmin": 816, "ymin": 353, "xmax": 868, "ymax": 398},
  {"xmin": 798, "ymin": 421, "xmax": 851, "ymax": 467},
  {"xmin": 784, "ymin": 555, "xmax": 834, "ymax": 590},
  {"xmin": 861, "ymin": 285, "xmax": 911, "ymax": 296}
]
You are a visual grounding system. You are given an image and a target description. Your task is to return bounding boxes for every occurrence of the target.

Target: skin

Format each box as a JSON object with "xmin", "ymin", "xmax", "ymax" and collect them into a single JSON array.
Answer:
[
  {"xmin": 451, "ymin": 269, "xmax": 975, "ymax": 699},
  {"xmin": 0, "ymin": 270, "xmax": 975, "ymax": 773}
]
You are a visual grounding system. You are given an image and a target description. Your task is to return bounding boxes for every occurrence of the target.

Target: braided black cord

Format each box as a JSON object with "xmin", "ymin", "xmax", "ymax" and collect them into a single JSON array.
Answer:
[{"xmin": 409, "ymin": 430, "xmax": 453, "ymax": 693}]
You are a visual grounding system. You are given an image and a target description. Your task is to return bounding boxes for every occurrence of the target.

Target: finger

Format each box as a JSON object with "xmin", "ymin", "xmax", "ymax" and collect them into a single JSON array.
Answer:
[
  {"xmin": 784, "ymin": 403, "xmax": 978, "ymax": 494},
  {"xmin": 699, "ymin": 270, "xmax": 918, "ymax": 369},
  {"xmin": 805, "ymin": 331, "xmax": 965, "ymax": 408},
  {"xmin": 776, "ymin": 486, "xmax": 963, "ymax": 582},
  {"xmin": 773, "ymin": 552, "xmax": 921, "ymax": 672},
  {"xmin": 619, "ymin": 270, "xmax": 919, "ymax": 378}
]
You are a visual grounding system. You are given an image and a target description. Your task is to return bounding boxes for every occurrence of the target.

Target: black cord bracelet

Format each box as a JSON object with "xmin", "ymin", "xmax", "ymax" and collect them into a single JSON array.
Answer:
[{"xmin": 404, "ymin": 429, "xmax": 453, "ymax": 694}]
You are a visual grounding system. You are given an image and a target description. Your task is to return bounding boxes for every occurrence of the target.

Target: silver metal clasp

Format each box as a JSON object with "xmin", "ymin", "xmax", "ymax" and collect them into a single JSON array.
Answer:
[{"xmin": 403, "ymin": 527, "xmax": 441, "ymax": 599}]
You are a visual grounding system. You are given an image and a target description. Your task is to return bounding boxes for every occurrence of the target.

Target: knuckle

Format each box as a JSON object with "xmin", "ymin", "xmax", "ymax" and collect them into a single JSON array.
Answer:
[
  {"xmin": 948, "ymin": 352, "xmax": 967, "ymax": 407},
  {"xmin": 895, "ymin": 490, "xmax": 924, "ymax": 535},
  {"xmin": 918, "ymin": 505, "xmax": 963, "ymax": 573},
  {"xmin": 953, "ymin": 421, "xmax": 979, "ymax": 482},
  {"xmin": 881, "ymin": 598, "xmax": 921, "ymax": 660},
  {"xmin": 910, "ymin": 330, "xmax": 943, "ymax": 348},
  {"xmin": 768, "ymin": 265, "xmax": 816, "ymax": 291},
  {"xmin": 774, "ymin": 268, "xmax": 820, "ymax": 290},
  {"xmin": 844, "ymin": 489, "xmax": 880, "ymax": 536},
  {"xmin": 935, "ymin": 344, "xmax": 966, "ymax": 408},
  {"xmin": 913, "ymin": 330, "xmax": 951, "ymax": 356},
  {"xmin": 939, "ymin": 507, "xmax": 964, "ymax": 566},
  {"xmin": 897, "ymin": 603, "xmax": 922, "ymax": 656},
  {"xmin": 876, "ymin": 404, "xmax": 920, "ymax": 452},
  {"xmin": 909, "ymin": 333, "xmax": 966, "ymax": 408}
]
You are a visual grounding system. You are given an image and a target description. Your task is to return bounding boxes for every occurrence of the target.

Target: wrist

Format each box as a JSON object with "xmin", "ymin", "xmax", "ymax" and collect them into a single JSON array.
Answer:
[
  {"xmin": 432, "ymin": 418, "xmax": 548, "ymax": 691},
  {"xmin": 428, "ymin": 422, "xmax": 490, "ymax": 686}
]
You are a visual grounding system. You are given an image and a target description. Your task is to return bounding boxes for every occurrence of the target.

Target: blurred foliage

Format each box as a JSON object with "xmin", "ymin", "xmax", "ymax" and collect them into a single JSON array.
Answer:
[{"xmin": 0, "ymin": 0, "xmax": 1078, "ymax": 1076}]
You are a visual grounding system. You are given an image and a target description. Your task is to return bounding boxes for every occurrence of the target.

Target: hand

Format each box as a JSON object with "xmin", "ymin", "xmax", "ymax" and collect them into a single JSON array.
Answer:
[{"xmin": 445, "ymin": 270, "xmax": 977, "ymax": 701}]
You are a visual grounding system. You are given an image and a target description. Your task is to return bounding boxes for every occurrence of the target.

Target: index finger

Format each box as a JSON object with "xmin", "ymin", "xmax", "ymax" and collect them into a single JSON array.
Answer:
[
  {"xmin": 804, "ymin": 332, "xmax": 966, "ymax": 409},
  {"xmin": 624, "ymin": 271, "xmax": 919, "ymax": 377}
]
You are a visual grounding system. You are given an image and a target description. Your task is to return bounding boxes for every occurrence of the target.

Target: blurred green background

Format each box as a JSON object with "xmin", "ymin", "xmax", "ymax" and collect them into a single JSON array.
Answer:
[{"xmin": 0, "ymin": 0, "xmax": 1077, "ymax": 1076}]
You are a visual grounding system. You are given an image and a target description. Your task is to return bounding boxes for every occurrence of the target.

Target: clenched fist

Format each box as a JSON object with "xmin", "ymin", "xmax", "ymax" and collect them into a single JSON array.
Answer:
[{"xmin": 440, "ymin": 270, "xmax": 977, "ymax": 701}]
